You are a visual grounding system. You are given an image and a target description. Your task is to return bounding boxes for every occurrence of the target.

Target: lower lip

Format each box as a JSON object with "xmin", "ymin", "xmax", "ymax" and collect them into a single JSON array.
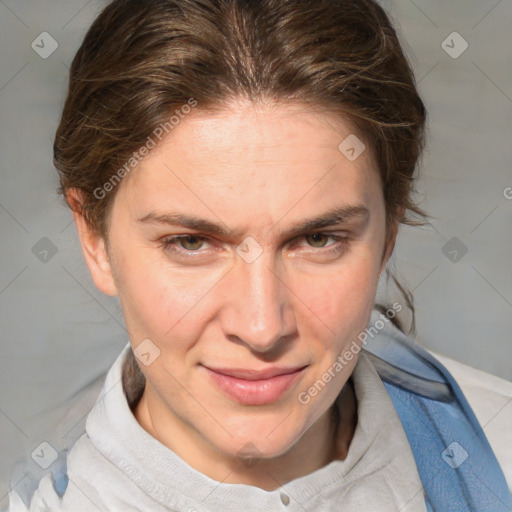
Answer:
[{"xmin": 201, "ymin": 366, "xmax": 307, "ymax": 405}]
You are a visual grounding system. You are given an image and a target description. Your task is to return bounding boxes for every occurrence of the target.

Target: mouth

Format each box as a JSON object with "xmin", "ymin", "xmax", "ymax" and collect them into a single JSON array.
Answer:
[{"xmin": 200, "ymin": 365, "xmax": 308, "ymax": 405}]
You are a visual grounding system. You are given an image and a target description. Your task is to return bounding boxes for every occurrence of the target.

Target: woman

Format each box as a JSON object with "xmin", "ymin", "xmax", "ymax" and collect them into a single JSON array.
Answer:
[{"xmin": 7, "ymin": 0, "xmax": 512, "ymax": 510}]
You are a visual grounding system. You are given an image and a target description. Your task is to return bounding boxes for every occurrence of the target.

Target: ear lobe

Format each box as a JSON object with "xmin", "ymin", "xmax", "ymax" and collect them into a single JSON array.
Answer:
[{"xmin": 67, "ymin": 189, "xmax": 118, "ymax": 297}]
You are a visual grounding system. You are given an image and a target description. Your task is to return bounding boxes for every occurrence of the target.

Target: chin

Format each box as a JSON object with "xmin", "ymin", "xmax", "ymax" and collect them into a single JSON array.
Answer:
[{"xmin": 211, "ymin": 413, "xmax": 309, "ymax": 461}]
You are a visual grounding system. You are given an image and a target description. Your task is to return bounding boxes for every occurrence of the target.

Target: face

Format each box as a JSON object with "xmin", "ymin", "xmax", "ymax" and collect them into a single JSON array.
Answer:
[{"xmin": 75, "ymin": 98, "xmax": 397, "ymax": 465}]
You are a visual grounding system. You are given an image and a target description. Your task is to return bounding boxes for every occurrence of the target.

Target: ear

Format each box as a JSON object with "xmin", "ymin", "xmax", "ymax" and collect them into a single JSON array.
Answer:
[
  {"xmin": 379, "ymin": 208, "xmax": 403, "ymax": 274},
  {"xmin": 67, "ymin": 188, "xmax": 118, "ymax": 297}
]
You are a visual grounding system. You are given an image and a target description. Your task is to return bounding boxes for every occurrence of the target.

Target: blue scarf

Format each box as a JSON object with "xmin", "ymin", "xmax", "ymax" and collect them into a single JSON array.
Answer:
[{"xmin": 363, "ymin": 318, "xmax": 512, "ymax": 511}]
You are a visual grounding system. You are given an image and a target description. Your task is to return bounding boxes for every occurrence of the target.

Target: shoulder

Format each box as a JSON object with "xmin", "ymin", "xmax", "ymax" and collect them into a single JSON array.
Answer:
[{"xmin": 430, "ymin": 350, "xmax": 512, "ymax": 490}]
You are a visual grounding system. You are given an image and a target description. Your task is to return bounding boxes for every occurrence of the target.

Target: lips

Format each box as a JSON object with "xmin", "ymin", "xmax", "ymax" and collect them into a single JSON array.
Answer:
[
  {"xmin": 204, "ymin": 366, "xmax": 307, "ymax": 380},
  {"xmin": 200, "ymin": 364, "xmax": 308, "ymax": 405}
]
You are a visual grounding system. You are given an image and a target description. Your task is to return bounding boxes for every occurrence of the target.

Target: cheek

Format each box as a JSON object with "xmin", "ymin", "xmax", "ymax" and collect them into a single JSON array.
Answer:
[
  {"xmin": 115, "ymin": 251, "xmax": 223, "ymax": 344},
  {"xmin": 293, "ymin": 248, "xmax": 381, "ymax": 330}
]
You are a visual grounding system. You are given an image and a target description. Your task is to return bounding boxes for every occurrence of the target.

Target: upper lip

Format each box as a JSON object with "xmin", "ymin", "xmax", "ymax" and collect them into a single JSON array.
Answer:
[{"xmin": 203, "ymin": 365, "xmax": 307, "ymax": 380}]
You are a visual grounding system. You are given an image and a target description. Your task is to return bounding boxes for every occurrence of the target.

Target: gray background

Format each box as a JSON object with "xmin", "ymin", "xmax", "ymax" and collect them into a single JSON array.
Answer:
[{"xmin": 0, "ymin": 0, "xmax": 511, "ymax": 505}]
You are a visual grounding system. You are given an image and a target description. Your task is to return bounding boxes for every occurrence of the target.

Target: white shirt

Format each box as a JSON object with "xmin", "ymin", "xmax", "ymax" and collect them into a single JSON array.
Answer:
[{"xmin": 7, "ymin": 344, "xmax": 428, "ymax": 511}]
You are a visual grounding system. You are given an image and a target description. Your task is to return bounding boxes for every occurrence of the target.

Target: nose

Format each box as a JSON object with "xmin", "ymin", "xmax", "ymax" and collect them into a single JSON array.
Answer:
[{"xmin": 223, "ymin": 247, "xmax": 296, "ymax": 354}]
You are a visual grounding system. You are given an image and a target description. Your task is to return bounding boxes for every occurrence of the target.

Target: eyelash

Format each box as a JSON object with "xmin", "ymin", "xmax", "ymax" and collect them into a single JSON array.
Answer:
[{"xmin": 160, "ymin": 233, "xmax": 349, "ymax": 259}]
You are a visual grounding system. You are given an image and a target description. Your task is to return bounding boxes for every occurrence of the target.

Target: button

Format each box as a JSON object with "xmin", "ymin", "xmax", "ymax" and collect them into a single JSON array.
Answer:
[{"xmin": 280, "ymin": 493, "xmax": 290, "ymax": 506}]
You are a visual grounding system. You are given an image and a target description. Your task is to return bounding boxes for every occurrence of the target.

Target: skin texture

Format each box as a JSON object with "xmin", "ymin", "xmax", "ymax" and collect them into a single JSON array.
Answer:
[{"xmin": 69, "ymin": 98, "xmax": 399, "ymax": 491}]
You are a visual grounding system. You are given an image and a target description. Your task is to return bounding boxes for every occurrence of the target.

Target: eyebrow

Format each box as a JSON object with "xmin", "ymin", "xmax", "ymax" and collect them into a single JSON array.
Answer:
[{"xmin": 137, "ymin": 204, "xmax": 370, "ymax": 239}]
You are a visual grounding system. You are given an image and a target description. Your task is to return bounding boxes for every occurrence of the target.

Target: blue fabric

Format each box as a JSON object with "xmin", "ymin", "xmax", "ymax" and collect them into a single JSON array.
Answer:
[
  {"xmin": 364, "ymin": 320, "xmax": 512, "ymax": 511},
  {"xmin": 51, "ymin": 449, "xmax": 69, "ymax": 497}
]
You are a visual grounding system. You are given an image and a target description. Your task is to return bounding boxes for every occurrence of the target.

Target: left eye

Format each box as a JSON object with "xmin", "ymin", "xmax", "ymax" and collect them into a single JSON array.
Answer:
[{"xmin": 300, "ymin": 233, "xmax": 333, "ymax": 248}]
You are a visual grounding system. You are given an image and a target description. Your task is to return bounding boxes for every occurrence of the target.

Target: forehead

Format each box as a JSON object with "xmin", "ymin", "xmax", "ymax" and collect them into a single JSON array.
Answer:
[
  {"xmin": 149, "ymin": 98, "xmax": 369, "ymax": 164},
  {"xmin": 114, "ymin": 99, "xmax": 382, "ymax": 227}
]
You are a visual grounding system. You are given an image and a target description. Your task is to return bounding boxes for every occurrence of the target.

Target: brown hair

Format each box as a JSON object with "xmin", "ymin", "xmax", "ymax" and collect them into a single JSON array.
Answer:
[{"xmin": 54, "ymin": 0, "xmax": 429, "ymax": 399}]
